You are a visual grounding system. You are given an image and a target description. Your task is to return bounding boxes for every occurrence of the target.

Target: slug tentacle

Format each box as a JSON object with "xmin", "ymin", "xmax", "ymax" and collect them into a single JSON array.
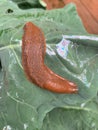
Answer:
[{"xmin": 22, "ymin": 22, "xmax": 78, "ymax": 93}]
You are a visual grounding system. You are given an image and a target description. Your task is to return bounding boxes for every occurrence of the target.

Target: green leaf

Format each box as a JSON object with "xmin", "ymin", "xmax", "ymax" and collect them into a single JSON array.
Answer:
[{"xmin": 0, "ymin": 0, "xmax": 98, "ymax": 130}]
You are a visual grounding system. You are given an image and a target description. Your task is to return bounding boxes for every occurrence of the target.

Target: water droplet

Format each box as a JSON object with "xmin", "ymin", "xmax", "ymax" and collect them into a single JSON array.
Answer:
[
  {"xmin": 0, "ymin": 85, "xmax": 2, "ymax": 89},
  {"xmin": 46, "ymin": 46, "xmax": 55, "ymax": 56},
  {"xmin": 16, "ymin": 92, "xmax": 19, "ymax": 98},
  {"xmin": 24, "ymin": 123, "xmax": 28, "ymax": 130},
  {"xmin": 81, "ymin": 103, "xmax": 86, "ymax": 108},
  {"xmin": 31, "ymin": 117, "xmax": 35, "ymax": 122},
  {"xmin": 3, "ymin": 125, "xmax": 12, "ymax": 130}
]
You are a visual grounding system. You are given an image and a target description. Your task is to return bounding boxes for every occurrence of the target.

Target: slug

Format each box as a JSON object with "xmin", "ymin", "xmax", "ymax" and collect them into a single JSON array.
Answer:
[{"xmin": 22, "ymin": 22, "xmax": 78, "ymax": 93}]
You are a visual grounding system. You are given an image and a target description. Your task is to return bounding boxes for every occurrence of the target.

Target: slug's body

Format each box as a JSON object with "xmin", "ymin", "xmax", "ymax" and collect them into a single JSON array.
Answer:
[{"xmin": 22, "ymin": 22, "xmax": 78, "ymax": 93}]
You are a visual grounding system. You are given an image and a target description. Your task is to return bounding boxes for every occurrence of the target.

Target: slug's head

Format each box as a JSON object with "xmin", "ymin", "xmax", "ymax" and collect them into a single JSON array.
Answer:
[
  {"xmin": 23, "ymin": 22, "xmax": 40, "ymax": 34},
  {"xmin": 23, "ymin": 22, "xmax": 43, "ymax": 43}
]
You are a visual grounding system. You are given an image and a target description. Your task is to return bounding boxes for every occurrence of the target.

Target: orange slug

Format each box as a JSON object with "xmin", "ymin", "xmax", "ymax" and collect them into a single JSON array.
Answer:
[{"xmin": 22, "ymin": 22, "xmax": 78, "ymax": 93}]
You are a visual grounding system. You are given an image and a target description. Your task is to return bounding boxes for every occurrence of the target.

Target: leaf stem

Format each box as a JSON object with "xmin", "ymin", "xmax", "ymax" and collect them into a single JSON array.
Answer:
[{"xmin": 0, "ymin": 44, "xmax": 21, "ymax": 51}]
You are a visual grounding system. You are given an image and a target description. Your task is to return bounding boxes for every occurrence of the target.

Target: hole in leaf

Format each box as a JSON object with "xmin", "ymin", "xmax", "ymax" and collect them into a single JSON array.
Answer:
[
  {"xmin": 6, "ymin": 9, "xmax": 13, "ymax": 13},
  {"xmin": 18, "ymin": 2, "xmax": 33, "ymax": 9},
  {"xmin": 0, "ymin": 59, "xmax": 2, "ymax": 70},
  {"xmin": 18, "ymin": 2, "xmax": 45, "ymax": 10}
]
